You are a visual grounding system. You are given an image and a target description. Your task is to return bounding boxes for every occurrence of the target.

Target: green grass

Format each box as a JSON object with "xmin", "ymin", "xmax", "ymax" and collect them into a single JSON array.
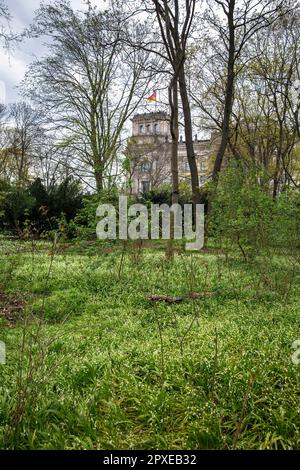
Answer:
[{"xmin": 0, "ymin": 239, "xmax": 300, "ymax": 449}]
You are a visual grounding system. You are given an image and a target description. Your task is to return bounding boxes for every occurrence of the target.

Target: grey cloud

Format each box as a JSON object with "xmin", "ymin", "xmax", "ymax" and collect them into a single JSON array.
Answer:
[{"xmin": 1, "ymin": 0, "xmax": 87, "ymax": 103}]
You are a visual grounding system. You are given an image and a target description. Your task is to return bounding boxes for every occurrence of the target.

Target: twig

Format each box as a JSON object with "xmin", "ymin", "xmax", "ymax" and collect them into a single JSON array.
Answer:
[
  {"xmin": 232, "ymin": 372, "xmax": 255, "ymax": 449},
  {"xmin": 211, "ymin": 328, "xmax": 218, "ymax": 404}
]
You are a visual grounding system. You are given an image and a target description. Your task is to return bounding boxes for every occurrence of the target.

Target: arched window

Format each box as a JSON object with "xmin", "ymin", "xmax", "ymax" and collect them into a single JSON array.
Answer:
[
  {"xmin": 139, "ymin": 124, "xmax": 144, "ymax": 134},
  {"xmin": 141, "ymin": 181, "xmax": 150, "ymax": 194},
  {"xmin": 141, "ymin": 161, "xmax": 152, "ymax": 173},
  {"xmin": 153, "ymin": 123, "xmax": 159, "ymax": 134}
]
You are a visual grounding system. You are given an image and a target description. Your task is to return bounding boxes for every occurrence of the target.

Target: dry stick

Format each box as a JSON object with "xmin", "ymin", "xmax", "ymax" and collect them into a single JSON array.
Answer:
[
  {"xmin": 210, "ymin": 328, "xmax": 229, "ymax": 447},
  {"xmin": 6, "ymin": 245, "xmax": 34, "ymax": 444},
  {"xmin": 6, "ymin": 235, "xmax": 79, "ymax": 447},
  {"xmin": 178, "ymin": 254, "xmax": 202, "ymax": 356},
  {"xmin": 130, "ymin": 239, "xmax": 144, "ymax": 265},
  {"xmin": 179, "ymin": 297, "xmax": 202, "ymax": 355},
  {"xmin": 9, "ymin": 317, "xmax": 28, "ymax": 443},
  {"xmin": 34, "ymin": 233, "xmax": 58, "ymax": 339},
  {"xmin": 283, "ymin": 260, "xmax": 296, "ymax": 302},
  {"xmin": 170, "ymin": 306, "xmax": 184, "ymax": 362},
  {"xmin": 188, "ymin": 253, "xmax": 200, "ymax": 327},
  {"xmin": 226, "ymin": 257, "xmax": 242, "ymax": 310},
  {"xmin": 117, "ymin": 241, "xmax": 127, "ymax": 280},
  {"xmin": 155, "ymin": 312, "xmax": 165, "ymax": 387},
  {"xmin": 8, "ymin": 234, "xmax": 59, "ymax": 444},
  {"xmin": 211, "ymin": 328, "xmax": 218, "ymax": 405},
  {"xmin": 232, "ymin": 372, "xmax": 256, "ymax": 449},
  {"xmin": 179, "ymin": 309, "xmax": 199, "ymax": 356},
  {"xmin": 7, "ymin": 316, "xmax": 39, "ymax": 445},
  {"xmin": 203, "ymin": 262, "xmax": 209, "ymax": 292}
]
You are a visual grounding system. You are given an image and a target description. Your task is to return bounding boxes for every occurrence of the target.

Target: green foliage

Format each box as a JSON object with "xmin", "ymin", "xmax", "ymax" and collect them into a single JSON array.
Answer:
[
  {"xmin": 69, "ymin": 194, "xmax": 100, "ymax": 240},
  {"xmin": 141, "ymin": 182, "xmax": 210, "ymax": 211},
  {"xmin": 1, "ymin": 185, "xmax": 35, "ymax": 231},
  {"xmin": 0, "ymin": 177, "xmax": 83, "ymax": 237},
  {"xmin": 31, "ymin": 288, "xmax": 89, "ymax": 322},
  {"xmin": 71, "ymin": 188, "xmax": 120, "ymax": 240},
  {"xmin": 210, "ymin": 163, "xmax": 300, "ymax": 259},
  {"xmin": 141, "ymin": 183, "xmax": 172, "ymax": 205},
  {"xmin": 46, "ymin": 177, "xmax": 83, "ymax": 222},
  {"xmin": 275, "ymin": 188, "xmax": 300, "ymax": 250}
]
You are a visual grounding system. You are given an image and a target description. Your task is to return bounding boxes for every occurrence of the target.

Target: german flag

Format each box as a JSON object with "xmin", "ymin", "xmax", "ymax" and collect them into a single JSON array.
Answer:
[{"xmin": 147, "ymin": 91, "xmax": 157, "ymax": 103}]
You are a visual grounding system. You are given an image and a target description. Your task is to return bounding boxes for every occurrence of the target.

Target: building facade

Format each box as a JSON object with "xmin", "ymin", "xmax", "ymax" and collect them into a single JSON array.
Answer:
[{"xmin": 127, "ymin": 111, "xmax": 220, "ymax": 195}]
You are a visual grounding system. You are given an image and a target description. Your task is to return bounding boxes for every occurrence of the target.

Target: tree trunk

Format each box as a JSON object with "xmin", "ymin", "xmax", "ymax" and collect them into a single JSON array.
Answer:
[
  {"xmin": 166, "ymin": 76, "xmax": 179, "ymax": 260},
  {"xmin": 94, "ymin": 165, "xmax": 103, "ymax": 192},
  {"xmin": 170, "ymin": 78, "xmax": 179, "ymax": 207},
  {"xmin": 212, "ymin": 0, "xmax": 235, "ymax": 184},
  {"xmin": 178, "ymin": 65, "xmax": 200, "ymax": 205}
]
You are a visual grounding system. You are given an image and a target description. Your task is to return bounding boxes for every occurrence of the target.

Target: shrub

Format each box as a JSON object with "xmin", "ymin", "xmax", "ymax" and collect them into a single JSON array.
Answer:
[
  {"xmin": 0, "ymin": 184, "xmax": 35, "ymax": 234},
  {"xmin": 275, "ymin": 187, "xmax": 300, "ymax": 250},
  {"xmin": 71, "ymin": 188, "xmax": 121, "ymax": 240},
  {"xmin": 0, "ymin": 177, "xmax": 84, "ymax": 238},
  {"xmin": 210, "ymin": 163, "xmax": 277, "ymax": 259},
  {"xmin": 141, "ymin": 183, "xmax": 172, "ymax": 205}
]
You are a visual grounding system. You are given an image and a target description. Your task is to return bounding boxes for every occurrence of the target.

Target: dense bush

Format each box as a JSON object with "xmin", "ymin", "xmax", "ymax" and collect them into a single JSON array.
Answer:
[
  {"xmin": 69, "ymin": 188, "xmax": 121, "ymax": 240},
  {"xmin": 210, "ymin": 162, "xmax": 300, "ymax": 259},
  {"xmin": 0, "ymin": 182, "xmax": 36, "ymax": 235},
  {"xmin": 0, "ymin": 177, "xmax": 83, "ymax": 237},
  {"xmin": 275, "ymin": 187, "xmax": 300, "ymax": 250},
  {"xmin": 1, "ymin": 171, "xmax": 298, "ymax": 250},
  {"xmin": 141, "ymin": 183, "xmax": 172, "ymax": 205},
  {"xmin": 141, "ymin": 182, "xmax": 210, "ymax": 210}
]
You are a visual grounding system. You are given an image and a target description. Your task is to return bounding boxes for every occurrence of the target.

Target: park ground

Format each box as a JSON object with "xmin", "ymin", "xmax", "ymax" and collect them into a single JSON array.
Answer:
[{"xmin": 0, "ymin": 239, "xmax": 299, "ymax": 449}]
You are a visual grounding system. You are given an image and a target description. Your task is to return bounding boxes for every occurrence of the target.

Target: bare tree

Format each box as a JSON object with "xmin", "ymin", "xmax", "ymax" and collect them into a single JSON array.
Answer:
[
  {"xmin": 201, "ymin": 0, "xmax": 294, "ymax": 184},
  {"xmin": 0, "ymin": 103, "xmax": 11, "ymax": 180},
  {"xmin": 233, "ymin": 10, "xmax": 300, "ymax": 195},
  {"xmin": 24, "ymin": 0, "xmax": 152, "ymax": 192},
  {"xmin": 0, "ymin": 0, "xmax": 22, "ymax": 50},
  {"xmin": 193, "ymin": 2, "xmax": 300, "ymax": 196},
  {"xmin": 150, "ymin": 0, "xmax": 200, "ymax": 205},
  {"xmin": 2, "ymin": 103, "xmax": 42, "ymax": 185},
  {"xmin": 0, "ymin": 0, "xmax": 12, "ymax": 48}
]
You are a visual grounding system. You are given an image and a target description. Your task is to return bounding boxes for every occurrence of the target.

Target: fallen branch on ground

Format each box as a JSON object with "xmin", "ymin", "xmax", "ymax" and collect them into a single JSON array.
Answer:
[{"xmin": 147, "ymin": 292, "xmax": 213, "ymax": 304}]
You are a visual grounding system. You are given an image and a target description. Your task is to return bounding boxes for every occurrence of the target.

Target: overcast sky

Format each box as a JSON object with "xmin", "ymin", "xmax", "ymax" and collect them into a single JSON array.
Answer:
[{"xmin": 0, "ymin": 0, "xmax": 109, "ymax": 104}]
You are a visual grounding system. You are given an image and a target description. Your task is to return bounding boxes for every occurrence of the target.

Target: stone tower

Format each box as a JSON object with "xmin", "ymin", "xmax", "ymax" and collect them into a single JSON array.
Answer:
[{"xmin": 127, "ymin": 112, "xmax": 219, "ymax": 195}]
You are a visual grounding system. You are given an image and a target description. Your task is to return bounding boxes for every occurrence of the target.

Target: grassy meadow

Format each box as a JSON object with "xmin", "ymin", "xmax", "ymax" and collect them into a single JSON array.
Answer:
[{"xmin": 0, "ymin": 239, "xmax": 299, "ymax": 450}]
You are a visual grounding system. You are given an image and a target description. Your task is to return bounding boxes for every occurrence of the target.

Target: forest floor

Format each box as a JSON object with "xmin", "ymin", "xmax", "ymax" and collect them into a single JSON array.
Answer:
[{"xmin": 0, "ymin": 239, "xmax": 299, "ymax": 449}]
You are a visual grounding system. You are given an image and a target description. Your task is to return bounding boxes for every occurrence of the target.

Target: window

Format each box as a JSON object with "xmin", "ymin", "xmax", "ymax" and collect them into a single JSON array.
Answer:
[
  {"xmin": 199, "ymin": 175, "xmax": 206, "ymax": 185},
  {"xmin": 153, "ymin": 123, "xmax": 159, "ymax": 134},
  {"xmin": 199, "ymin": 161, "xmax": 206, "ymax": 172},
  {"xmin": 141, "ymin": 180, "xmax": 150, "ymax": 193},
  {"xmin": 139, "ymin": 124, "xmax": 144, "ymax": 134},
  {"xmin": 141, "ymin": 161, "xmax": 152, "ymax": 173},
  {"xmin": 146, "ymin": 124, "xmax": 151, "ymax": 134},
  {"xmin": 184, "ymin": 162, "xmax": 190, "ymax": 172}
]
